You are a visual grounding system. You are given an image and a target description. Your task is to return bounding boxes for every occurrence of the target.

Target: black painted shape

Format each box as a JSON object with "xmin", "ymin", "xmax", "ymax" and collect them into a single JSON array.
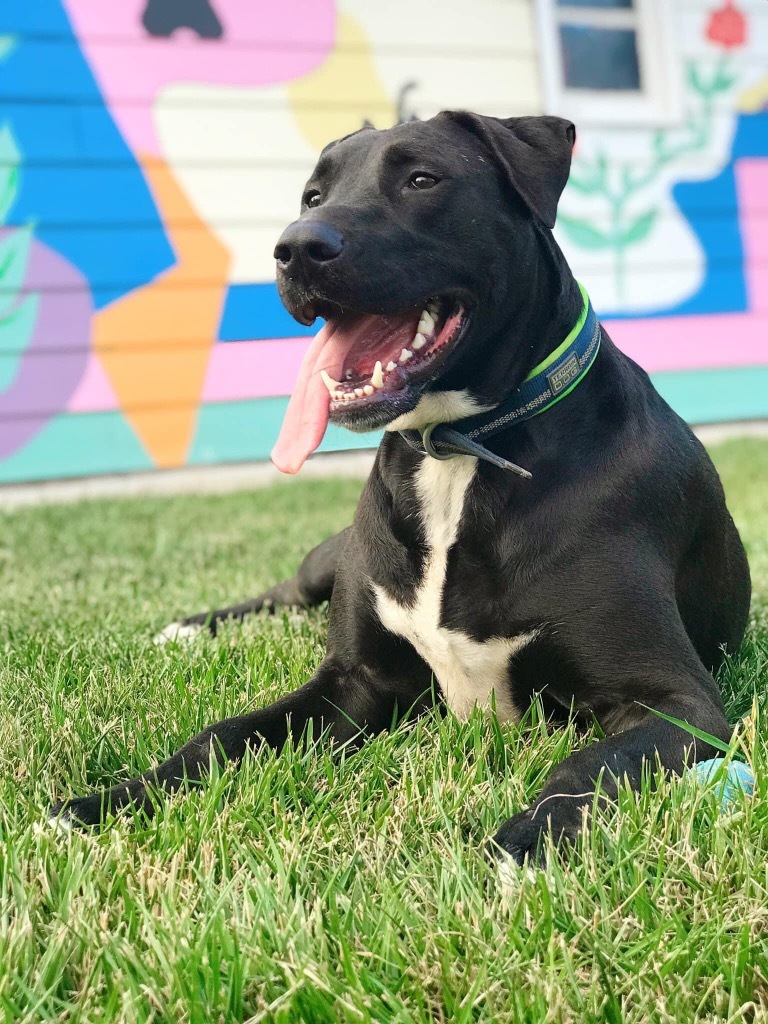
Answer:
[{"xmin": 142, "ymin": 0, "xmax": 224, "ymax": 39}]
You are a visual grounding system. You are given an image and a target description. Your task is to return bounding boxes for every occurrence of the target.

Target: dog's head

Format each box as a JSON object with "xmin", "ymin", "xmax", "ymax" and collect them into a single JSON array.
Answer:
[{"xmin": 272, "ymin": 111, "xmax": 575, "ymax": 473}]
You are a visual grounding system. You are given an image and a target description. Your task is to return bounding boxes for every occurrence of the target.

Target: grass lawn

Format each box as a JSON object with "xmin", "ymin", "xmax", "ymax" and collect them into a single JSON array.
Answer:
[{"xmin": 1, "ymin": 438, "xmax": 767, "ymax": 1024}]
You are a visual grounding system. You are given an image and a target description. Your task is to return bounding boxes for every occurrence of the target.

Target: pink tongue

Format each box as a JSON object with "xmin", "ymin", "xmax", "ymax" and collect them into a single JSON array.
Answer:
[
  {"xmin": 271, "ymin": 321, "xmax": 354, "ymax": 474},
  {"xmin": 272, "ymin": 312, "xmax": 420, "ymax": 474}
]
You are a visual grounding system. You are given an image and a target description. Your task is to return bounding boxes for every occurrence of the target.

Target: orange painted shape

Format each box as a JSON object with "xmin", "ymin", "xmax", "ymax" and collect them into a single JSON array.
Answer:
[{"xmin": 92, "ymin": 156, "xmax": 231, "ymax": 467}]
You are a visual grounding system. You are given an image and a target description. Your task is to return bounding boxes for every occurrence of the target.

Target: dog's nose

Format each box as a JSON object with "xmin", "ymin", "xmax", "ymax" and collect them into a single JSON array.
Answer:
[{"xmin": 274, "ymin": 222, "xmax": 345, "ymax": 270}]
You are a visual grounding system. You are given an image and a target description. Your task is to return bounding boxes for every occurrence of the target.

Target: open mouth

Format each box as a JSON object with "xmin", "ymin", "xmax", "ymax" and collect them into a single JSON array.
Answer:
[
  {"xmin": 317, "ymin": 296, "xmax": 467, "ymax": 411},
  {"xmin": 271, "ymin": 294, "xmax": 469, "ymax": 475}
]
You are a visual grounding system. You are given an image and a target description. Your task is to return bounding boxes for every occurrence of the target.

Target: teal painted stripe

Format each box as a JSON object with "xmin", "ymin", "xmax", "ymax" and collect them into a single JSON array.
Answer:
[
  {"xmin": 651, "ymin": 366, "xmax": 768, "ymax": 425},
  {"xmin": 1, "ymin": 366, "xmax": 767, "ymax": 485},
  {"xmin": 188, "ymin": 397, "xmax": 382, "ymax": 466},
  {"xmin": 0, "ymin": 410, "xmax": 152, "ymax": 484}
]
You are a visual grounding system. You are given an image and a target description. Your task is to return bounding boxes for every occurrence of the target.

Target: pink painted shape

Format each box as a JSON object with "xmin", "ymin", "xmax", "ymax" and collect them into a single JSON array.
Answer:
[
  {"xmin": 63, "ymin": 0, "xmax": 336, "ymax": 153},
  {"xmin": 66, "ymin": 352, "xmax": 119, "ymax": 413},
  {"xmin": 202, "ymin": 337, "xmax": 311, "ymax": 401},
  {"xmin": 604, "ymin": 158, "xmax": 768, "ymax": 374}
]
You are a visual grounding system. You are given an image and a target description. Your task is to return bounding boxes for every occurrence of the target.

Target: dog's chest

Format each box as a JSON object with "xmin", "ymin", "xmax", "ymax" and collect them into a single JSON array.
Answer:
[{"xmin": 372, "ymin": 456, "xmax": 532, "ymax": 721}]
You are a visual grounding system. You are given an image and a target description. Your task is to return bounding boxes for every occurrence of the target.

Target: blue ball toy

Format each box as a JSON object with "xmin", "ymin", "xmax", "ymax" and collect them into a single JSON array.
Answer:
[{"xmin": 688, "ymin": 758, "xmax": 755, "ymax": 810}]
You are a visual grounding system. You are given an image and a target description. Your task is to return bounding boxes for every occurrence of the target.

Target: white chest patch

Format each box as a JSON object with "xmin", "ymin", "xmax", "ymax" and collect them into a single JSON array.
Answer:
[{"xmin": 372, "ymin": 455, "xmax": 536, "ymax": 722}]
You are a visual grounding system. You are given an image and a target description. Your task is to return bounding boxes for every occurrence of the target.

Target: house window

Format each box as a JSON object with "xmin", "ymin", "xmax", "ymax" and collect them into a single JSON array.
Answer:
[{"xmin": 537, "ymin": 0, "xmax": 682, "ymax": 126}]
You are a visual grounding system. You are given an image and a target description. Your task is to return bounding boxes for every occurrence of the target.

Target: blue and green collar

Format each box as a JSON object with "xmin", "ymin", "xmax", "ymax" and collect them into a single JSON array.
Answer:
[{"xmin": 399, "ymin": 283, "xmax": 601, "ymax": 479}]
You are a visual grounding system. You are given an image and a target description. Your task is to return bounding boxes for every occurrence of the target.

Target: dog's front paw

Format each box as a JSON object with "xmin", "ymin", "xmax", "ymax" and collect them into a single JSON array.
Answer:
[
  {"xmin": 489, "ymin": 799, "xmax": 583, "ymax": 868},
  {"xmin": 49, "ymin": 778, "xmax": 148, "ymax": 831},
  {"xmin": 153, "ymin": 620, "xmax": 205, "ymax": 645},
  {"xmin": 48, "ymin": 793, "xmax": 106, "ymax": 831}
]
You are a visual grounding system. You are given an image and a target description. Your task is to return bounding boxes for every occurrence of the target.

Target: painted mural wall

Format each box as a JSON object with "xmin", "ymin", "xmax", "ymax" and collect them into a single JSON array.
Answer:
[{"xmin": 0, "ymin": 0, "xmax": 766, "ymax": 484}]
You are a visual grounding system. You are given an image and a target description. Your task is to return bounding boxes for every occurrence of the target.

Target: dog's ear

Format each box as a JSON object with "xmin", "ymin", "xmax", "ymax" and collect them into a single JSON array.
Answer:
[{"xmin": 445, "ymin": 112, "xmax": 576, "ymax": 229}]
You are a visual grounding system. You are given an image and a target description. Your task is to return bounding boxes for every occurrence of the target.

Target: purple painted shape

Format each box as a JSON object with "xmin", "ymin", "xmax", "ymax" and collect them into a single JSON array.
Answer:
[{"xmin": 0, "ymin": 234, "xmax": 92, "ymax": 457}]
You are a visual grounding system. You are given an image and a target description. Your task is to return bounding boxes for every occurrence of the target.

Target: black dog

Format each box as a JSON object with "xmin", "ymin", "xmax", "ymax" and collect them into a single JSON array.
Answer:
[{"xmin": 52, "ymin": 112, "xmax": 751, "ymax": 866}]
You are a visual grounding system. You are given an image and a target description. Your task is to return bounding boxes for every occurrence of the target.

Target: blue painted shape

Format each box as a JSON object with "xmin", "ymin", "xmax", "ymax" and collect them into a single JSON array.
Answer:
[
  {"xmin": 689, "ymin": 758, "xmax": 755, "ymax": 811},
  {"xmin": 669, "ymin": 163, "xmax": 747, "ymax": 316},
  {"xmin": 1, "ymin": 0, "xmax": 174, "ymax": 307},
  {"xmin": 219, "ymin": 283, "xmax": 317, "ymax": 341},
  {"xmin": 0, "ymin": 104, "xmax": 140, "ymax": 165},
  {"xmin": 2, "ymin": 39, "xmax": 110, "ymax": 104},
  {"xmin": 671, "ymin": 109, "xmax": 768, "ymax": 315},
  {"xmin": 0, "ymin": 0, "xmax": 72, "ymax": 34},
  {"xmin": 732, "ymin": 108, "xmax": 768, "ymax": 160}
]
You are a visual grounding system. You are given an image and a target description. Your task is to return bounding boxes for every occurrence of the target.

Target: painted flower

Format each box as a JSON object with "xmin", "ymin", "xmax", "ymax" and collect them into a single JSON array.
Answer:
[{"xmin": 706, "ymin": 0, "xmax": 747, "ymax": 50}]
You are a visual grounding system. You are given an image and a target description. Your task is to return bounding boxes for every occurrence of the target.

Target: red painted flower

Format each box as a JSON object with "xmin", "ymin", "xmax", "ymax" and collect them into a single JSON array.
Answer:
[{"xmin": 706, "ymin": 0, "xmax": 747, "ymax": 49}]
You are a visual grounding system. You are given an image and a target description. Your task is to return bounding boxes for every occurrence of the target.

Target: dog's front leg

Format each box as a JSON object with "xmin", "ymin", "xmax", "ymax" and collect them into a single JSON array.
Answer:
[
  {"xmin": 491, "ymin": 694, "xmax": 731, "ymax": 868},
  {"xmin": 50, "ymin": 661, "xmax": 416, "ymax": 829}
]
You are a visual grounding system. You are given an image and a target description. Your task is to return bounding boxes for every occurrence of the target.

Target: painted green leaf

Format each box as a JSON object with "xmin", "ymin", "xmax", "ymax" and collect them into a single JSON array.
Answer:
[
  {"xmin": 0, "ymin": 165, "xmax": 19, "ymax": 224},
  {"xmin": 567, "ymin": 174, "xmax": 601, "ymax": 196},
  {"xmin": 619, "ymin": 209, "xmax": 657, "ymax": 247},
  {"xmin": 713, "ymin": 70, "xmax": 736, "ymax": 91},
  {"xmin": 556, "ymin": 214, "xmax": 611, "ymax": 249},
  {"xmin": 0, "ymin": 294, "xmax": 39, "ymax": 389},
  {"xmin": 568, "ymin": 152, "xmax": 608, "ymax": 196},
  {"xmin": 594, "ymin": 151, "xmax": 608, "ymax": 185},
  {"xmin": 0, "ymin": 126, "xmax": 19, "ymax": 165},
  {"xmin": 0, "ymin": 224, "xmax": 33, "ymax": 300},
  {"xmin": 687, "ymin": 62, "xmax": 704, "ymax": 93},
  {"xmin": 621, "ymin": 165, "xmax": 636, "ymax": 192},
  {"xmin": 0, "ymin": 127, "xmax": 20, "ymax": 224}
]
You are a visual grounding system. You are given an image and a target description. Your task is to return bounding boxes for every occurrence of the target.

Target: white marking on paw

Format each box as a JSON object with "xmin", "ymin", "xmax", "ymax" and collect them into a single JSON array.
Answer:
[
  {"xmin": 373, "ymin": 455, "xmax": 537, "ymax": 722},
  {"xmin": 497, "ymin": 856, "xmax": 538, "ymax": 896},
  {"xmin": 153, "ymin": 622, "xmax": 205, "ymax": 645},
  {"xmin": 45, "ymin": 811, "xmax": 72, "ymax": 835}
]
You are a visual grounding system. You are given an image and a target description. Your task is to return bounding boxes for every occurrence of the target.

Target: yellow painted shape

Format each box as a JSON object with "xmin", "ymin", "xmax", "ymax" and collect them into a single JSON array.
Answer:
[
  {"xmin": 92, "ymin": 156, "xmax": 230, "ymax": 468},
  {"xmin": 739, "ymin": 75, "xmax": 768, "ymax": 114},
  {"xmin": 287, "ymin": 13, "xmax": 396, "ymax": 152}
]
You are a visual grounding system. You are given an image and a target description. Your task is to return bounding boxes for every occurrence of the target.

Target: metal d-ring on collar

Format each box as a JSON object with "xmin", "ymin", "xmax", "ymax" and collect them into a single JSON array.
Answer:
[
  {"xmin": 415, "ymin": 422, "xmax": 532, "ymax": 477},
  {"xmin": 421, "ymin": 423, "xmax": 455, "ymax": 461}
]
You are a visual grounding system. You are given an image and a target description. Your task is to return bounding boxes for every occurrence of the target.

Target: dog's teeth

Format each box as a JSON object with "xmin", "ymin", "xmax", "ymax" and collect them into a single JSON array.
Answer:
[
  {"xmin": 344, "ymin": 392, "xmax": 354, "ymax": 401},
  {"xmin": 412, "ymin": 333, "xmax": 427, "ymax": 351},
  {"xmin": 427, "ymin": 300, "xmax": 440, "ymax": 317},
  {"xmin": 332, "ymin": 391, "xmax": 343, "ymax": 401},
  {"xmin": 363, "ymin": 384, "xmax": 374, "ymax": 396},
  {"xmin": 386, "ymin": 361, "xmax": 398, "ymax": 372},
  {"xmin": 354, "ymin": 388, "xmax": 364, "ymax": 398},
  {"xmin": 320, "ymin": 369, "xmax": 340, "ymax": 395},
  {"xmin": 399, "ymin": 349, "xmax": 413, "ymax": 363},
  {"xmin": 418, "ymin": 312, "xmax": 434, "ymax": 336},
  {"xmin": 372, "ymin": 361, "xmax": 384, "ymax": 388}
]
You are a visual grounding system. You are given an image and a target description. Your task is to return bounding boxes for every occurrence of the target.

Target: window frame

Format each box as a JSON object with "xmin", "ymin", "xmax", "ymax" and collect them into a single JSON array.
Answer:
[{"xmin": 536, "ymin": 0, "xmax": 683, "ymax": 127}]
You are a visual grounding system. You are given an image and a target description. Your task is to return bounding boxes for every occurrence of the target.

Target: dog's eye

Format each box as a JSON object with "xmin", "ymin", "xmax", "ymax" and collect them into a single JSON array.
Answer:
[
  {"xmin": 408, "ymin": 173, "xmax": 439, "ymax": 191},
  {"xmin": 304, "ymin": 191, "xmax": 322, "ymax": 208}
]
